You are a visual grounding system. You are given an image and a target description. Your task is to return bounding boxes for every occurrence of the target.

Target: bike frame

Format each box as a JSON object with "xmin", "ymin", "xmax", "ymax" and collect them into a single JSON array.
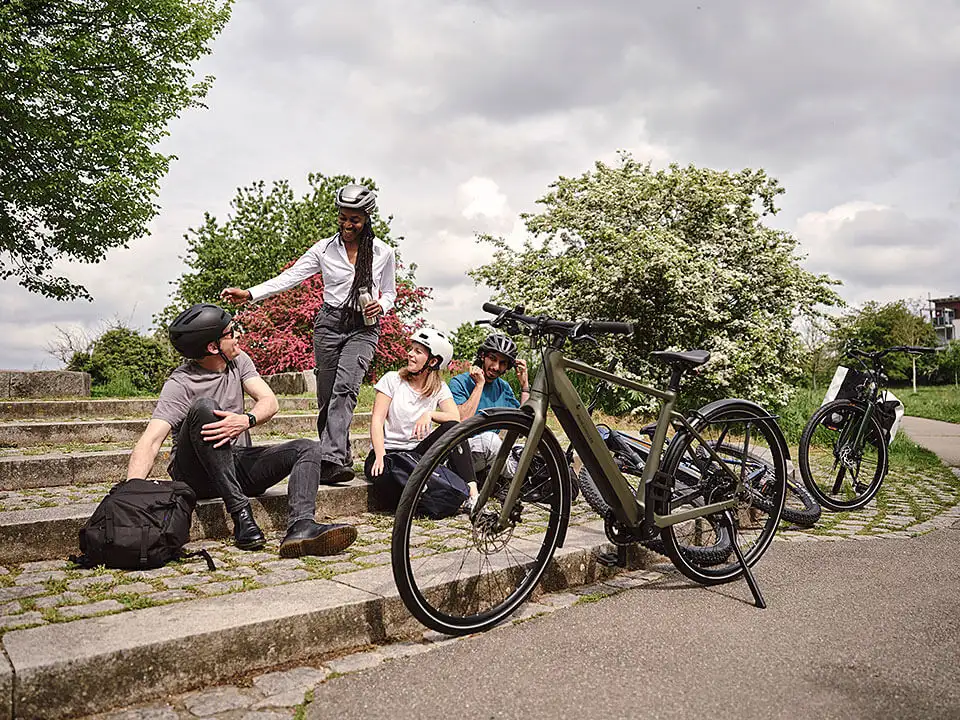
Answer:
[{"xmin": 477, "ymin": 346, "xmax": 743, "ymax": 530}]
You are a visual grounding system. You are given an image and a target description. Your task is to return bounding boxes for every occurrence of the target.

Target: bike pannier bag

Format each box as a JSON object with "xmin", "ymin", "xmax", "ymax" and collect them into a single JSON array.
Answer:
[
  {"xmin": 823, "ymin": 366, "xmax": 869, "ymax": 404},
  {"xmin": 379, "ymin": 452, "xmax": 469, "ymax": 519},
  {"xmin": 73, "ymin": 479, "xmax": 214, "ymax": 570}
]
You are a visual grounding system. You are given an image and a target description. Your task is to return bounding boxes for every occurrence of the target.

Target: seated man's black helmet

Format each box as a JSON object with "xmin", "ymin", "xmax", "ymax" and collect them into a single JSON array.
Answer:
[{"xmin": 169, "ymin": 304, "xmax": 233, "ymax": 359}]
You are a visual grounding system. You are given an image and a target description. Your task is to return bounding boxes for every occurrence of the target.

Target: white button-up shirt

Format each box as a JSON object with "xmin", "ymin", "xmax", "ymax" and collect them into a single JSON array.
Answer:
[{"xmin": 247, "ymin": 234, "xmax": 397, "ymax": 313}]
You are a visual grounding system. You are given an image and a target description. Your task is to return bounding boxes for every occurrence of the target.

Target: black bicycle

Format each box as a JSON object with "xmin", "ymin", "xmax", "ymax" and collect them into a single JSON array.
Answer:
[
  {"xmin": 798, "ymin": 345, "xmax": 935, "ymax": 512},
  {"xmin": 577, "ymin": 365, "xmax": 820, "ymax": 531}
]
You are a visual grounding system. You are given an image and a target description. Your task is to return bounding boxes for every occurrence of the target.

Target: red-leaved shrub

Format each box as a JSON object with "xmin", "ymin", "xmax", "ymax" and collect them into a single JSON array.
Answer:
[{"xmin": 236, "ymin": 264, "xmax": 431, "ymax": 381}]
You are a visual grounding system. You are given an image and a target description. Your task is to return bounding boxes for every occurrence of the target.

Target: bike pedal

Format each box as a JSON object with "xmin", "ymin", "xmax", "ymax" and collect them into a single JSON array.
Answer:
[{"xmin": 596, "ymin": 544, "xmax": 629, "ymax": 568}]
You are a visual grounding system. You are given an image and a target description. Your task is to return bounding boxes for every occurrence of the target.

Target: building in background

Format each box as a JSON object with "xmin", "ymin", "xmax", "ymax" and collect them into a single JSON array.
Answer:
[{"xmin": 929, "ymin": 295, "xmax": 960, "ymax": 344}]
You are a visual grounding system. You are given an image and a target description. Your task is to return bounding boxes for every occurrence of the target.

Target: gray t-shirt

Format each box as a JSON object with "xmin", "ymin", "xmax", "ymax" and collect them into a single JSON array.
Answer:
[{"xmin": 153, "ymin": 352, "xmax": 260, "ymax": 458}]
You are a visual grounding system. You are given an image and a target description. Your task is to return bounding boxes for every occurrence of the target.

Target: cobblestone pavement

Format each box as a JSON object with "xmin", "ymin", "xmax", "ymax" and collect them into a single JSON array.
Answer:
[
  {"xmin": 3, "ymin": 463, "xmax": 959, "ymax": 634},
  {"xmin": 0, "ymin": 499, "xmax": 599, "ymax": 634}
]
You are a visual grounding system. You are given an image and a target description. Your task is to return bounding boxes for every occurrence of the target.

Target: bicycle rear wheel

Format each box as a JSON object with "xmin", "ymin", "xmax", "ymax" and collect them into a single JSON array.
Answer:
[
  {"xmin": 708, "ymin": 443, "xmax": 820, "ymax": 528},
  {"xmin": 657, "ymin": 402, "xmax": 787, "ymax": 585},
  {"xmin": 391, "ymin": 412, "xmax": 570, "ymax": 635},
  {"xmin": 798, "ymin": 399, "xmax": 888, "ymax": 512}
]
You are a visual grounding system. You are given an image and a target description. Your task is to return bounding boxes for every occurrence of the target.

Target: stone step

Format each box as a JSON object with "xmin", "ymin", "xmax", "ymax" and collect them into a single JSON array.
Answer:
[
  {"xmin": 0, "ymin": 433, "xmax": 373, "ymax": 491},
  {"xmin": 0, "ymin": 412, "xmax": 371, "ymax": 448},
  {"xmin": 0, "ymin": 475, "xmax": 387, "ymax": 565},
  {"xmin": 0, "ymin": 396, "xmax": 316, "ymax": 421},
  {"xmin": 0, "ymin": 517, "xmax": 646, "ymax": 719}
]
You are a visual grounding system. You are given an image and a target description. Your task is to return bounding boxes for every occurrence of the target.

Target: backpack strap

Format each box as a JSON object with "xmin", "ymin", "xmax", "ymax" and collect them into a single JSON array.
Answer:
[
  {"xmin": 180, "ymin": 548, "xmax": 217, "ymax": 571},
  {"xmin": 139, "ymin": 525, "xmax": 150, "ymax": 568}
]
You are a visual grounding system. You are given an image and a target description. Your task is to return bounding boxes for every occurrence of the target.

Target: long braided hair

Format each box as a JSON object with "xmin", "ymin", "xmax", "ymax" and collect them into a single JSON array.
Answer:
[{"xmin": 342, "ymin": 218, "xmax": 376, "ymax": 329}]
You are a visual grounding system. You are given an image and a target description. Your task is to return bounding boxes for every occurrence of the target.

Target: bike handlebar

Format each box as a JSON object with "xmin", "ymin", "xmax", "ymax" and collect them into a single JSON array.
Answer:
[
  {"xmin": 482, "ymin": 303, "xmax": 635, "ymax": 338},
  {"xmin": 848, "ymin": 345, "xmax": 937, "ymax": 361}
]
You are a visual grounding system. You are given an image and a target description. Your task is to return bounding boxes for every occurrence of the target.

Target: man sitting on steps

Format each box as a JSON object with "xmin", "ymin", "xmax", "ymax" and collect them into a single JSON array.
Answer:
[{"xmin": 125, "ymin": 303, "xmax": 357, "ymax": 558}]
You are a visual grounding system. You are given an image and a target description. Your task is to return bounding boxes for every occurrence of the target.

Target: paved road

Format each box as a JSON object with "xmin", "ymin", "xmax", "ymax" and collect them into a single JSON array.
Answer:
[
  {"xmin": 901, "ymin": 416, "xmax": 960, "ymax": 466},
  {"xmin": 308, "ymin": 525, "xmax": 960, "ymax": 720}
]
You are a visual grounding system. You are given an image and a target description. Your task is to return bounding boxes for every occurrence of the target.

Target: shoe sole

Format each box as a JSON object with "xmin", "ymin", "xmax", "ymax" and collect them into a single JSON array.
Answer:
[
  {"xmin": 320, "ymin": 467, "xmax": 356, "ymax": 485},
  {"xmin": 236, "ymin": 538, "xmax": 266, "ymax": 551},
  {"xmin": 279, "ymin": 526, "xmax": 358, "ymax": 558}
]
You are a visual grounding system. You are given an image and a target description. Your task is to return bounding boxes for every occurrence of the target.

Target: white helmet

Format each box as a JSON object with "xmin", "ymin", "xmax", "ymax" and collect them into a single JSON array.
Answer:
[
  {"xmin": 410, "ymin": 327, "xmax": 454, "ymax": 370},
  {"xmin": 336, "ymin": 184, "xmax": 377, "ymax": 214}
]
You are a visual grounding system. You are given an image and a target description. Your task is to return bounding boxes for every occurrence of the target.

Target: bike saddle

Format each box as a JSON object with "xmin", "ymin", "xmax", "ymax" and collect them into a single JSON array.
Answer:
[{"xmin": 649, "ymin": 349, "xmax": 711, "ymax": 367}]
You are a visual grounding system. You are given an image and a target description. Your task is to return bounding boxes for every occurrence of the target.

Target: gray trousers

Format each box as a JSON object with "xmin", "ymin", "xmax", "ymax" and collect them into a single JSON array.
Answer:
[{"xmin": 313, "ymin": 304, "xmax": 379, "ymax": 467}]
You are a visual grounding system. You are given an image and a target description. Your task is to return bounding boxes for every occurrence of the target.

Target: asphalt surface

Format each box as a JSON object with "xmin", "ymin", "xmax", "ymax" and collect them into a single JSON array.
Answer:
[
  {"xmin": 901, "ymin": 415, "xmax": 960, "ymax": 466},
  {"xmin": 308, "ymin": 525, "xmax": 960, "ymax": 720}
]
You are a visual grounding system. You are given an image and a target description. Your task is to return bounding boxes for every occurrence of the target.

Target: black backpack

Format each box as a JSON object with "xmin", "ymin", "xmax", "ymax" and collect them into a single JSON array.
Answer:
[
  {"xmin": 72, "ymin": 479, "xmax": 215, "ymax": 570},
  {"xmin": 375, "ymin": 452, "xmax": 469, "ymax": 519}
]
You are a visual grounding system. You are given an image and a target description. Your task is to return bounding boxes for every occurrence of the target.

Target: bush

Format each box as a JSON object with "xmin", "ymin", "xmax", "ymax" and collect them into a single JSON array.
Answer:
[
  {"xmin": 236, "ymin": 262, "xmax": 431, "ymax": 381},
  {"xmin": 68, "ymin": 325, "xmax": 179, "ymax": 394}
]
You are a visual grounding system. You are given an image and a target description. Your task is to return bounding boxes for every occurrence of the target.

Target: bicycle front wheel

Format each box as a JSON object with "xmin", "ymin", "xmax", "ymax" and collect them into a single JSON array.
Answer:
[
  {"xmin": 798, "ymin": 399, "xmax": 888, "ymax": 512},
  {"xmin": 658, "ymin": 402, "xmax": 787, "ymax": 585},
  {"xmin": 391, "ymin": 411, "xmax": 571, "ymax": 635}
]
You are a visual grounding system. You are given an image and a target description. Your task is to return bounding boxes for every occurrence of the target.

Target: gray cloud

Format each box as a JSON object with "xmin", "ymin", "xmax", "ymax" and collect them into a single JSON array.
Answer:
[{"xmin": 3, "ymin": 0, "xmax": 958, "ymax": 368}]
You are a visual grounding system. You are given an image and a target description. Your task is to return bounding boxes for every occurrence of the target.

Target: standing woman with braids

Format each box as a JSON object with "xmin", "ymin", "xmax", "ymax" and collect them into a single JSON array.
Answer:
[{"xmin": 221, "ymin": 184, "xmax": 396, "ymax": 483}]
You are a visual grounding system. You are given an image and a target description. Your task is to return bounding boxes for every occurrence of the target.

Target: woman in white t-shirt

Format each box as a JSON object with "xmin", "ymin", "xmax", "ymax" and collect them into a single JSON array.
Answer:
[{"xmin": 365, "ymin": 328, "xmax": 476, "ymax": 501}]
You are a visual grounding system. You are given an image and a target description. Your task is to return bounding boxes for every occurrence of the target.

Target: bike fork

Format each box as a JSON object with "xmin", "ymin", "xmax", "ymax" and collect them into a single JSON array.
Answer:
[{"xmin": 722, "ymin": 510, "xmax": 766, "ymax": 609}]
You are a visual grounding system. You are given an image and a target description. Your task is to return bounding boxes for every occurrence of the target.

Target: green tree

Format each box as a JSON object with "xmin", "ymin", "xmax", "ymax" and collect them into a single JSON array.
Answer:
[
  {"xmin": 0, "ymin": 0, "xmax": 232, "ymax": 300},
  {"xmin": 157, "ymin": 172, "xmax": 419, "ymax": 326},
  {"xmin": 831, "ymin": 300, "xmax": 938, "ymax": 383},
  {"xmin": 68, "ymin": 324, "xmax": 179, "ymax": 393},
  {"xmin": 470, "ymin": 154, "xmax": 842, "ymax": 408},
  {"xmin": 934, "ymin": 340, "xmax": 960, "ymax": 387},
  {"xmin": 449, "ymin": 322, "xmax": 489, "ymax": 363}
]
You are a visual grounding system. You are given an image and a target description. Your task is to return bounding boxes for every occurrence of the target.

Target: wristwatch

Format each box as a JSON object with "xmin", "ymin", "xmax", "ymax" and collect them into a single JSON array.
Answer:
[{"xmin": 245, "ymin": 412, "xmax": 257, "ymax": 428}]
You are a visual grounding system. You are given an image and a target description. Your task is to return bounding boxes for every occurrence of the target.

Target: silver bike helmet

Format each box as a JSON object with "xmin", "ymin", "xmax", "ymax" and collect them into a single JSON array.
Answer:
[
  {"xmin": 410, "ymin": 327, "xmax": 454, "ymax": 370},
  {"xmin": 335, "ymin": 184, "xmax": 377, "ymax": 214},
  {"xmin": 477, "ymin": 334, "xmax": 518, "ymax": 368}
]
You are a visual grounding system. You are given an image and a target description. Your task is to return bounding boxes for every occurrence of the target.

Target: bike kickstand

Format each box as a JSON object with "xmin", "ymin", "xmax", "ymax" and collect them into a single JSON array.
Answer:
[{"xmin": 723, "ymin": 510, "xmax": 766, "ymax": 609}]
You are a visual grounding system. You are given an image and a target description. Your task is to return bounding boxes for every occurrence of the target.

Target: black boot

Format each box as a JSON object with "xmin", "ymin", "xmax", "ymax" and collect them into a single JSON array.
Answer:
[
  {"xmin": 231, "ymin": 506, "xmax": 266, "ymax": 550},
  {"xmin": 279, "ymin": 519, "xmax": 357, "ymax": 558},
  {"xmin": 320, "ymin": 461, "xmax": 356, "ymax": 485}
]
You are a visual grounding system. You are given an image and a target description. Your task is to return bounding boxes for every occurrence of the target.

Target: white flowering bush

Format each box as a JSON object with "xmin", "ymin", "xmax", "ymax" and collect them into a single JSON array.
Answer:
[{"xmin": 470, "ymin": 155, "xmax": 841, "ymax": 409}]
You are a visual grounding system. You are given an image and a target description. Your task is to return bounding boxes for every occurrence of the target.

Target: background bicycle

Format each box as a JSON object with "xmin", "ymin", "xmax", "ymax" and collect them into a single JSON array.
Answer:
[{"xmin": 798, "ymin": 345, "xmax": 936, "ymax": 512}]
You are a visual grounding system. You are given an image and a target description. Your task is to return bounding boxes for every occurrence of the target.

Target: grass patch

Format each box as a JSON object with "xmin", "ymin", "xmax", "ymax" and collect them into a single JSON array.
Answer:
[
  {"xmin": 293, "ymin": 688, "xmax": 315, "ymax": 720},
  {"xmin": 115, "ymin": 593, "xmax": 158, "ymax": 610},
  {"xmin": 575, "ymin": 592, "xmax": 608, "ymax": 605},
  {"xmin": 899, "ymin": 385, "xmax": 960, "ymax": 424},
  {"xmin": 43, "ymin": 578, "xmax": 69, "ymax": 594}
]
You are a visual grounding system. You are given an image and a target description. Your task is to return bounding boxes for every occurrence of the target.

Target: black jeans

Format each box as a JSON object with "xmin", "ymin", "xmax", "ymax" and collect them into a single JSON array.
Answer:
[
  {"xmin": 363, "ymin": 421, "xmax": 476, "ymax": 485},
  {"xmin": 169, "ymin": 398, "xmax": 323, "ymax": 528}
]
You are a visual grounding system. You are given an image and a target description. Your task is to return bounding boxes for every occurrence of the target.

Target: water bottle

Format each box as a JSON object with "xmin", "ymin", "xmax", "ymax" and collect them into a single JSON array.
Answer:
[{"xmin": 358, "ymin": 287, "xmax": 377, "ymax": 326}]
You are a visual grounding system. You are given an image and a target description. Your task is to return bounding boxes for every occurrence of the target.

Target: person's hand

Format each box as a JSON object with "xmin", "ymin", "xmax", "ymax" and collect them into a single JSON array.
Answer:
[
  {"xmin": 370, "ymin": 454, "xmax": 385, "ymax": 477},
  {"xmin": 201, "ymin": 410, "xmax": 250, "ymax": 448},
  {"xmin": 220, "ymin": 287, "xmax": 252, "ymax": 305},
  {"xmin": 469, "ymin": 365, "xmax": 485, "ymax": 386},
  {"xmin": 362, "ymin": 299, "xmax": 383, "ymax": 319},
  {"xmin": 413, "ymin": 412, "xmax": 433, "ymax": 440},
  {"xmin": 516, "ymin": 358, "xmax": 529, "ymax": 390}
]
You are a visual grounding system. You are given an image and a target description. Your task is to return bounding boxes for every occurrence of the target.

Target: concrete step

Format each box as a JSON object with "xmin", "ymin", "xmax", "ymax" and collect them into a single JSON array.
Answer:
[
  {"xmin": 0, "ymin": 412, "xmax": 371, "ymax": 447},
  {"xmin": 0, "ymin": 515, "xmax": 648, "ymax": 719},
  {"xmin": 0, "ymin": 396, "xmax": 316, "ymax": 421},
  {"xmin": 0, "ymin": 433, "xmax": 373, "ymax": 491},
  {"xmin": 0, "ymin": 475, "xmax": 387, "ymax": 565}
]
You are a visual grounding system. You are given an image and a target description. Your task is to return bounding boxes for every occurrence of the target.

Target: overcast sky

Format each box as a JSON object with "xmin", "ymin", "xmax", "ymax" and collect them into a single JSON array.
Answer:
[{"xmin": 4, "ymin": 0, "xmax": 959, "ymax": 369}]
